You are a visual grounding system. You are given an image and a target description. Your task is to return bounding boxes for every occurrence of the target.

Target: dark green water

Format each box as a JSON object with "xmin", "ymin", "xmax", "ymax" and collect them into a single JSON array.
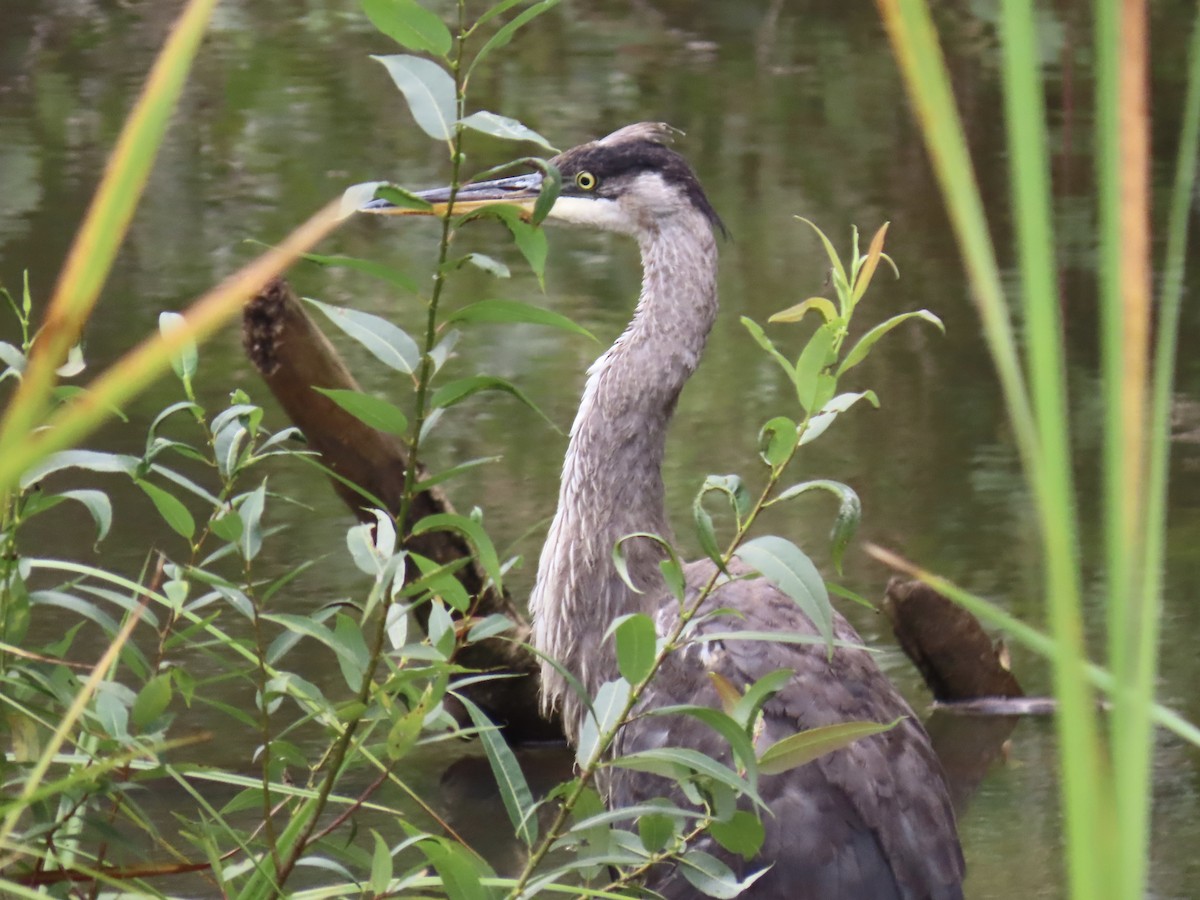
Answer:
[{"xmin": 2, "ymin": 1, "xmax": 1199, "ymax": 896}]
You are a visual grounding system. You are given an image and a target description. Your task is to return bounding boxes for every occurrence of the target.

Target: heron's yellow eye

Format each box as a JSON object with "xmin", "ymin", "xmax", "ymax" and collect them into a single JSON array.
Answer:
[{"xmin": 575, "ymin": 171, "xmax": 598, "ymax": 191}]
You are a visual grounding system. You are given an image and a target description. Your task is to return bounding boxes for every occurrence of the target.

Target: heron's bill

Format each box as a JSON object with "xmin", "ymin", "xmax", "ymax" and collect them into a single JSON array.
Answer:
[{"xmin": 360, "ymin": 172, "xmax": 544, "ymax": 220}]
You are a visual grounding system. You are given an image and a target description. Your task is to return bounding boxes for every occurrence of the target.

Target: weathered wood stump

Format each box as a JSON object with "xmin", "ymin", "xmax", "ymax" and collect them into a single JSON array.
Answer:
[{"xmin": 243, "ymin": 277, "xmax": 559, "ymax": 741}]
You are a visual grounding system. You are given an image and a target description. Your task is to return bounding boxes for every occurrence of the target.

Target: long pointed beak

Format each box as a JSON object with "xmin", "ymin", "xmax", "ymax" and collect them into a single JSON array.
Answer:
[{"xmin": 361, "ymin": 172, "xmax": 545, "ymax": 219}]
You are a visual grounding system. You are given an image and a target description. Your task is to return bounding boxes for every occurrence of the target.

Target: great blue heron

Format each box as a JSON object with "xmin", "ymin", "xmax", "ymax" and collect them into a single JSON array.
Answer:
[{"xmin": 368, "ymin": 123, "xmax": 965, "ymax": 899}]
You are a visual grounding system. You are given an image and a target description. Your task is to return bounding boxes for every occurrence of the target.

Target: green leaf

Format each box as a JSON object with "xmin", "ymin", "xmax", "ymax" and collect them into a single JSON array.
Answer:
[
  {"xmin": 59, "ymin": 489, "xmax": 113, "ymax": 544},
  {"xmin": 136, "ymin": 480, "xmax": 195, "ymax": 540},
  {"xmin": 768, "ymin": 296, "xmax": 839, "ymax": 325},
  {"xmin": 362, "ymin": 0, "xmax": 451, "ymax": 56},
  {"xmin": 708, "ymin": 810, "xmax": 765, "ymax": 861},
  {"xmin": 386, "ymin": 702, "xmax": 425, "ymax": 759},
  {"xmin": 638, "ymin": 810, "xmax": 678, "ymax": 854},
  {"xmin": 459, "ymin": 694, "xmax": 539, "ymax": 846},
  {"xmin": 304, "ymin": 297, "xmax": 421, "ymax": 374},
  {"xmin": 758, "ymin": 416, "xmax": 798, "ymax": 467},
  {"xmin": 418, "ymin": 838, "xmax": 491, "ymax": 900},
  {"xmin": 646, "ymin": 704, "xmax": 757, "ymax": 778},
  {"xmin": 447, "ymin": 298, "xmax": 593, "ymax": 340},
  {"xmin": 827, "ymin": 581, "xmax": 874, "ymax": 609},
  {"xmin": 837, "ymin": 309, "xmax": 944, "ymax": 376},
  {"xmin": 332, "ymin": 614, "xmax": 370, "ymax": 691},
  {"xmin": 477, "ymin": 206, "xmax": 549, "ymax": 285},
  {"xmin": 371, "ymin": 54, "xmax": 456, "ymax": 140},
  {"xmin": 692, "ymin": 497, "xmax": 724, "ymax": 570},
  {"xmin": 431, "ymin": 374, "xmax": 555, "ymax": 430},
  {"xmin": 426, "ymin": 600, "xmax": 456, "ymax": 657},
  {"xmin": 611, "ymin": 613, "xmax": 657, "ymax": 685},
  {"xmin": 369, "ymin": 829, "xmax": 394, "ymax": 894},
  {"xmin": 414, "ymin": 456, "xmax": 501, "ymax": 491},
  {"xmin": 740, "ymin": 316, "xmax": 796, "ymax": 381},
  {"xmin": 577, "ymin": 678, "xmax": 631, "ymax": 767},
  {"xmin": 158, "ymin": 311, "xmax": 198, "ymax": 380},
  {"xmin": 611, "ymin": 532, "xmax": 683, "ymax": 598},
  {"xmin": 757, "ymin": 718, "xmax": 902, "ymax": 775},
  {"xmin": 297, "ymin": 248, "xmax": 420, "ymax": 294},
  {"xmin": 734, "ymin": 536, "xmax": 832, "ymax": 651},
  {"xmin": 313, "ymin": 388, "xmax": 409, "ymax": 436},
  {"xmin": 237, "ymin": 480, "xmax": 267, "ymax": 561},
  {"xmin": 461, "ymin": 252, "xmax": 510, "ymax": 278},
  {"xmin": 412, "ymin": 512, "xmax": 505, "ymax": 595},
  {"xmin": 131, "ymin": 673, "xmax": 172, "ymax": 729},
  {"xmin": 0, "ymin": 341, "xmax": 26, "ymax": 374},
  {"xmin": 458, "ymin": 111, "xmax": 557, "ymax": 151},
  {"xmin": 531, "ymin": 159, "xmax": 562, "ymax": 227},
  {"xmin": 54, "ymin": 343, "xmax": 85, "ymax": 378},
  {"xmin": 851, "ymin": 221, "xmax": 892, "ymax": 303},
  {"xmin": 795, "ymin": 217, "xmax": 849, "ymax": 303},
  {"xmin": 799, "ymin": 389, "xmax": 880, "ymax": 447},
  {"xmin": 678, "ymin": 848, "xmax": 768, "ymax": 898},
  {"xmin": 469, "ymin": 0, "xmax": 563, "ymax": 75},
  {"xmin": 770, "ymin": 479, "xmax": 862, "ymax": 574},
  {"xmin": 19, "ymin": 449, "xmax": 138, "ymax": 489},
  {"xmin": 793, "ymin": 323, "xmax": 835, "ymax": 412},
  {"xmin": 730, "ymin": 668, "xmax": 794, "ymax": 731},
  {"xmin": 404, "ymin": 553, "xmax": 472, "ymax": 611},
  {"xmin": 609, "ymin": 748, "xmax": 765, "ymax": 811}
]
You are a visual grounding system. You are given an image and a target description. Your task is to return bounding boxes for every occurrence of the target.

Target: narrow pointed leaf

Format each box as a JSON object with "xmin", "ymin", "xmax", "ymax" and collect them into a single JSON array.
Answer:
[
  {"xmin": 851, "ymin": 222, "xmax": 892, "ymax": 303},
  {"xmin": 793, "ymin": 324, "xmax": 834, "ymax": 412},
  {"xmin": 431, "ymin": 375, "xmax": 555, "ymax": 430},
  {"xmin": 768, "ymin": 297, "xmax": 838, "ymax": 325},
  {"xmin": 458, "ymin": 111, "xmax": 557, "ymax": 151},
  {"xmin": 837, "ymin": 310, "xmax": 944, "ymax": 376},
  {"xmin": 769, "ymin": 479, "xmax": 861, "ymax": 574},
  {"xmin": 297, "ymin": 247, "xmax": 420, "ymax": 294},
  {"xmin": 734, "ymin": 536, "xmax": 832, "ymax": 650},
  {"xmin": 613, "ymin": 612, "xmax": 657, "ymax": 685},
  {"xmin": 799, "ymin": 390, "xmax": 879, "ymax": 446},
  {"xmin": 362, "ymin": 0, "xmax": 451, "ymax": 56},
  {"xmin": 740, "ymin": 316, "xmax": 796, "ymax": 381},
  {"xmin": 411, "ymin": 512, "xmax": 505, "ymax": 595},
  {"xmin": 136, "ymin": 480, "xmax": 195, "ymax": 540},
  {"xmin": 19, "ymin": 450, "xmax": 138, "ymax": 489},
  {"xmin": 709, "ymin": 810, "xmax": 765, "ymax": 860},
  {"xmin": 795, "ymin": 217, "xmax": 848, "ymax": 294},
  {"xmin": 59, "ymin": 489, "xmax": 113, "ymax": 544},
  {"xmin": 459, "ymin": 694, "xmax": 539, "ymax": 846},
  {"xmin": 469, "ymin": 0, "xmax": 563, "ymax": 75},
  {"xmin": 757, "ymin": 718, "xmax": 902, "ymax": 775},
  {"xmin": 447, "ymin": 298, "xmax": 594, "ymax": 339},
  {"xmin": 313, "ymin": 388, "xmax": 409, "ymax": 437},
  {"xmin": 304, "ymin": 297, "xmax": 421, "ymax": 374},
  {"xmin": 372, "ymin": 54, "xmax": 456, "ymax": 140}
]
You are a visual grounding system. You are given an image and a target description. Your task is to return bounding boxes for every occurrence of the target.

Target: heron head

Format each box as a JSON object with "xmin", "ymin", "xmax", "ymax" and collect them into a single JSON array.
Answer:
[{"xmin": 362, "ymin": 122, "xmax": 724, "ymax": 237}]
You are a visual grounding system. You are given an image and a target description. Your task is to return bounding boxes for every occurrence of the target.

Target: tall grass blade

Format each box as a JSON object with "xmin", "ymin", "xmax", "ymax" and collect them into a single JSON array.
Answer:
[
  {"xmin": 998, "ymin": 2, "xmax": 1108, "ymax": 894},
  {"xmin": 1096, "ymin": 3, "xmax": 1155, "ymax": 896},
  {"xmin": 1129, "ymin": 5, "xmax": 1200, "ymax": 897}
]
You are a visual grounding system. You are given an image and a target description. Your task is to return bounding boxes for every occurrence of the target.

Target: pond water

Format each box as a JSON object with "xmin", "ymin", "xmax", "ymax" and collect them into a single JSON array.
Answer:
[{"xmin": 2, "ymin": 1, "xmax": 1199, "ymax": 897}]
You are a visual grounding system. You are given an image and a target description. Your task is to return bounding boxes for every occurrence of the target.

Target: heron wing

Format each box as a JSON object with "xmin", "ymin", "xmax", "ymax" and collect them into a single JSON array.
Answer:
[{"xmin": 611, "ymin": 560, "xmax": 965, "ymax": 900}]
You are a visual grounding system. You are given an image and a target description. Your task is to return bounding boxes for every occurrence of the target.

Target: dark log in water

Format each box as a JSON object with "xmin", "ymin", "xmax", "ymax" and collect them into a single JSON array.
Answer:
[
  {"xmin": 242, "ymin": 277, "xmax": 559, "ymax": 741},
  {"xmin": 882, "ymin": 578, "xmax": 1030, "ymax": 816},
  {"xmin": 882, "ymin": 578, "xmax": 1025, "ymax": 702}
]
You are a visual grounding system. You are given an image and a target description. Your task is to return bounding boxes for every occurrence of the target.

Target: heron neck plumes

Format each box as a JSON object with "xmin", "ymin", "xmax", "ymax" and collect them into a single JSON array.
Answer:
[{"xmin": 531, "ymin": 208, "xmax": 719, "ymax": 739}]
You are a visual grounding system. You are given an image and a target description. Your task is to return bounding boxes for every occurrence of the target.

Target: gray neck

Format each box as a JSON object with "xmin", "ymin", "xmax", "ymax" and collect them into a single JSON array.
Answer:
[{"xmin": 530, "ymin": 210, "xmax": 718, "ymax": 740}]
